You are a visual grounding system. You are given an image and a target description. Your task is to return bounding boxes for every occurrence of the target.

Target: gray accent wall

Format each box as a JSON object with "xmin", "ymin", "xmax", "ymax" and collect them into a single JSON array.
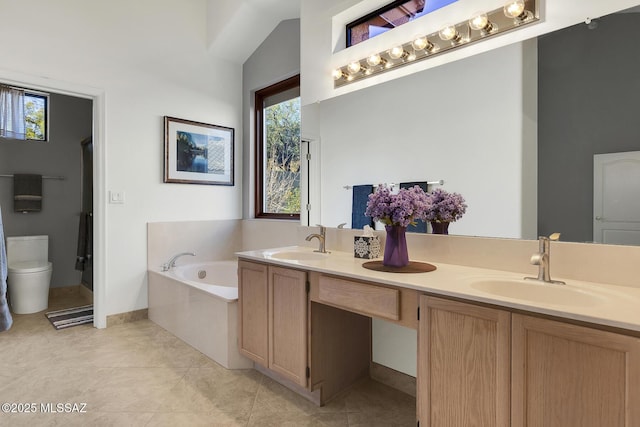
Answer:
[
  {"xmin": 538, "ymin": 13, "xmax": 640, "ymax": 243},
  {"xmin": 242, "ymin": 18, "xmax": 301, "ymax": 219},
  {"xmin": 0, "ymin": 92, "xmax": 93, "ymax": 288}
]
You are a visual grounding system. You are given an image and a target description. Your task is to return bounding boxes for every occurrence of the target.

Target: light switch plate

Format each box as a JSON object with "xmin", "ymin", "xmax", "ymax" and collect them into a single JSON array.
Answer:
[{"xmin": 109, "ymin": 190, "xmax": 125, "ymax": 204}]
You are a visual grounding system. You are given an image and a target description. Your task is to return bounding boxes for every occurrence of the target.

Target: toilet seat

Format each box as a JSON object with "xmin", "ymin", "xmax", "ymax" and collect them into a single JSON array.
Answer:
[{"xmin": 8, "ymin": 261, "xmax": 53, "ymax": 274}]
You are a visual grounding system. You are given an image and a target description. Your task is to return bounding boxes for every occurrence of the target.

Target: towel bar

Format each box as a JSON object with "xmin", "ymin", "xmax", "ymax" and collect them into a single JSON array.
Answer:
[
  {"xmin": 0, "ymin": 174, "xmax": 65, "ymax": 180},
  {"xmin": 343, "ymin": 180, "xmax": 444, "ymax": 190}
]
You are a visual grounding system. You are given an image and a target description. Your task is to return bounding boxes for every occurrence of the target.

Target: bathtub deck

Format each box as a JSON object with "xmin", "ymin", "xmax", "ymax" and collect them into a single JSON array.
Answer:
[{"xmin": 148, "ymin": 270, "xmax": 253, "ymax": 370}]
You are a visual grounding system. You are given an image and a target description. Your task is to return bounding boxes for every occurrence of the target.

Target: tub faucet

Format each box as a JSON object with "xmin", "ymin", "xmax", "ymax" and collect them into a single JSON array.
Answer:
[
  {"xmin": 305, "ymin": 225, "xmax": 328, "ymax": 253},
  {"xmin": 161, "ymin": 252, "xmax": 196, "ymax": 271},
  {"xmin": 525, "ymin": 233, "xmax": 565, "ymax": 285}
]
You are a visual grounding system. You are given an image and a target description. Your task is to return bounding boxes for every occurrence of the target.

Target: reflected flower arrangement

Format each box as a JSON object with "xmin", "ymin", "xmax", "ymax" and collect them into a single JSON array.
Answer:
[
  {"xmin": 365, "ymin": 185, "xmax": 431, "ymax": 228},
  {"xmin": 425, "ymin": 188, "xmax": 467, "ymax": 223}
]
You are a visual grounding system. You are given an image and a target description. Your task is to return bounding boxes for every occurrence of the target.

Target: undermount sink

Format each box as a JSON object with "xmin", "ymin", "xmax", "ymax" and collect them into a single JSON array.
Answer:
[
  {"xmin": 470, "ymin": 279, "xmax": 604, "ymax": 307},
  {"xmin": 268, "ymin": 250, "xmax": 329, "ymax": 262}
]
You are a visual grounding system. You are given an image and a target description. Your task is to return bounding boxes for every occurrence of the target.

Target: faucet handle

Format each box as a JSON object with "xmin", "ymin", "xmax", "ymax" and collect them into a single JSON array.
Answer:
[
  {"xmin": 549, "ymin": 232, "xmax": 561, "ymax": 241},
  {"xmin": 530, "ymin": 253, "xmax": 544, "ymax": 265}
]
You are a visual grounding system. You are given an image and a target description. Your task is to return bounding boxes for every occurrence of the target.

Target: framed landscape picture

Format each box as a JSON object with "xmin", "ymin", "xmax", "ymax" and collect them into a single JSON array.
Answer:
[{"xmin": 164, "ymin": 116, "xmax": 234, "ymax": 185}]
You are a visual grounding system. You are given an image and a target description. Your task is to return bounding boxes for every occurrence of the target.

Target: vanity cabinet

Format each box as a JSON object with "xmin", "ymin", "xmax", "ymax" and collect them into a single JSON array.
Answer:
[
  {"xmin": 238, "ymin": 260, "xmax": 268, "ymax": 366},
  {"xmin": 310, "ymin": 273, "xmax": 419, "ymax": 329},
  {"xmin": 511, "ymin": 314, "xmax": 640, "ymax": 427},
  {"xmin": 418, "ymin": 295, "xmax": 640, "ymax": 427},
  {"xmin": 237, "ymin": 260, "xmax": 308, "ymax": 387},
  {"xmin": 417, "ymin": 296, "xmax": 511, "ymax": 427}
]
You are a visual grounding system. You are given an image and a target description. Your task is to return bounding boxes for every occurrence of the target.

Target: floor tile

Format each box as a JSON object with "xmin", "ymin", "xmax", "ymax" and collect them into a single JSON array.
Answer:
[{"xmin": 0, "ymin": 293, "xmax": 416, "ymax": 426}]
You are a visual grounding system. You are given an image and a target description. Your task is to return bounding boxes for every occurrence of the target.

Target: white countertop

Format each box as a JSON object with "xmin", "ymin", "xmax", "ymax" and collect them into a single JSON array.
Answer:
[{"xmin": 236, "ymin": 246, "xmax": 640, "ymax": 333}]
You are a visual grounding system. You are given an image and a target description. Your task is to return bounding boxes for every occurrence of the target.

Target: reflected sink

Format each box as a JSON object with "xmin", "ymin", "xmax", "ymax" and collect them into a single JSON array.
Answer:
[
  {"xmin": 470, "ymin": 279, "xmax": 604, "ymax": 307},
  {"xmin": 268, "ymin": 250, "xmax": 329, "ymax": 262}
]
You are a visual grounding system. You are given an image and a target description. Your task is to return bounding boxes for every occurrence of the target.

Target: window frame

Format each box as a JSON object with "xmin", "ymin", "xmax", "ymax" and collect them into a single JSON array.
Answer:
[
  {"xmin": 0, "ymin": 85, "xmax": 49, "ymax": 142},
  {"xmin": 345, "ymin": 0, "xmax": 457, "ymax": 48},
  {"xmin": 24, "ymin": 91, "xmax": 49, "ymax": 142},
  {"xmin": 254, "ymin": 74, "xmax": 301, "ymax": 220},
  {"xmin": 346, "ymin": 0, "xmax": 411, "ymax": 48}
]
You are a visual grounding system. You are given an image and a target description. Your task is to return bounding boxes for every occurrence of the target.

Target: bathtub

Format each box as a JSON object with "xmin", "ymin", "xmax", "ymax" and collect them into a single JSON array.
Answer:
[
  {"xmin": 170, "ymin": 261, "xmax": 239, "ymax": 301},
  {"xmin": 148, "ymin": 260, "xmax": 253, "ymax": 369}
]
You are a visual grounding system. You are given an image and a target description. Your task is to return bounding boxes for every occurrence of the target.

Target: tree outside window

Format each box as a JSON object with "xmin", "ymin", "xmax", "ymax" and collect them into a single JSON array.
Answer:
[
  {"xmin": 0, "ymin": 86, "xmax": 48, "ymax": 141},
  {"xmin": 25, "ymin": 94, "xmax": 47, "ymax": 141},
  {"xmin": 255, "ymin": 75, "xmax": 301, "ymax": 219}
]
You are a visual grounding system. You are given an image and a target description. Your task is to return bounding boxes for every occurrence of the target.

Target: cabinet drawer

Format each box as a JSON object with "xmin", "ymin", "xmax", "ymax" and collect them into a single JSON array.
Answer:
[{"xmin": 318, "ymin": 275, "xmax": 399, "ymax": 321}]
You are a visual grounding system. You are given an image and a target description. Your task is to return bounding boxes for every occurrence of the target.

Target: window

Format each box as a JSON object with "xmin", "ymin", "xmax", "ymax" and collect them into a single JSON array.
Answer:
[
  {"xmin": 0, "ymin": 84, "xmax": 48, "ymax": 141},
  {"xmin": 24, "ymin": 92, "xmax": 48, "ymax": 141},
  {"xmin": 255, "ymin": 75, "xmax": 301, "ymax": 219},
  {"xmin": 346, "ymin": 0, "xmax": 457, "ymax": 47}
]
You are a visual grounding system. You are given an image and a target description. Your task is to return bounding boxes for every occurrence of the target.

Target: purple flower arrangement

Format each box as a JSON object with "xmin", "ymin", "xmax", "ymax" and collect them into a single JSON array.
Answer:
[
  {"xmin": 365, "ymin": 185, "xmax": 431, "ymax": 228},
  {"xmin": 425, "ymin": 188, "xmax": 467, "ymax": 223}
]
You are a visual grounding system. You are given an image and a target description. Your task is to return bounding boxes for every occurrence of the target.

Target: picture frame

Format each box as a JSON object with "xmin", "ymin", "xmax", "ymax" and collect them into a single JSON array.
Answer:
[{"xmin": 164, "ymin": 116, "xmax": 234, "ymax": 185}]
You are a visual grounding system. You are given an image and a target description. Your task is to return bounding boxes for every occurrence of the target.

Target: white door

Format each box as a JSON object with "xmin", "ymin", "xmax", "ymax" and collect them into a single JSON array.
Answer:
[{"xmin": 593, "ymin": 151, "xmax": 640, "ymax": 245}]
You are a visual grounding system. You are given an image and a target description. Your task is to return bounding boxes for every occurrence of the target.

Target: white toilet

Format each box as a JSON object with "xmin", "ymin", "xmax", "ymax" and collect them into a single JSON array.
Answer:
[{"xmin": 6, "ymin": 235, "xmax": 53, "ymax": 314}]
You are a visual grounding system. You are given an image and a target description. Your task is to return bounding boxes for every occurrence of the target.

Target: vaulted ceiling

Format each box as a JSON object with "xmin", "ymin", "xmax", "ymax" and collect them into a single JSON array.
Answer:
[{"xmin": 207, "ymin": 0, "xmax": 300, "ymax": 64}]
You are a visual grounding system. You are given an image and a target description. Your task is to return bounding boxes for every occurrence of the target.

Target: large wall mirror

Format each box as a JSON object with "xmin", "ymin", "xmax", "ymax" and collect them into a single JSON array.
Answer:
[{"xmin": 304, "ymin": 4, "xmax": 640, "ymax": 246}]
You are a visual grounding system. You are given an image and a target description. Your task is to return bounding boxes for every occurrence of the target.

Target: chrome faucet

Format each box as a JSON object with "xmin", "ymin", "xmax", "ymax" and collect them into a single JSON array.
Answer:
[
  {"xmin": 525, "ymin": 233, "xmax": 565, "ymax": 284},
  {"xmin": 305, "ymin": 225, "xmax": 329, "ymax": 253},
  {"xmin": 161, "ymin": 252, "xmax": 196, "ymax": 271}
]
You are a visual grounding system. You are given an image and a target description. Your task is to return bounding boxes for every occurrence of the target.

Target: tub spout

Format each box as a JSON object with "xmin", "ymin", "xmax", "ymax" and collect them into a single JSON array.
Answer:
[{"xmin": 161, "ymin": 252, "xmax": 196, "ymax": 271}]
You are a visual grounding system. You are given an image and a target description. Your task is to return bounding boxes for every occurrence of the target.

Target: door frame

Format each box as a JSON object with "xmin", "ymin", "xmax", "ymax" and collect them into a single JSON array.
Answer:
[{"xmin": 0, "ymin": 69, "xmax": 107, "ymax": 328}]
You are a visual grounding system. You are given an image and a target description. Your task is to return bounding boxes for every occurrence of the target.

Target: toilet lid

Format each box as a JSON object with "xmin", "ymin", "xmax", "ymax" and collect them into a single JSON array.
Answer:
[{"xmin": 8, "ymin": 261, "xmax": 52, "ymax": 274}]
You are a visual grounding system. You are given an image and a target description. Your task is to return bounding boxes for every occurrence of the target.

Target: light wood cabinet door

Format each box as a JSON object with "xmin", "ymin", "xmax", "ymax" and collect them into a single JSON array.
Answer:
[
  {"xmin": 237, "ymin": 260, "xmax": 269, "ymax": 365},
  {"xmin": 268, "ymin": 266, "xmax": 308, "ymax": 387},
  {"xmin": 512, "ymin": 314, "xmax": 640, "ymax": 427},
  {"xmin": 418, "ymin": 296, "xmax": 511, "ymax": 427}
]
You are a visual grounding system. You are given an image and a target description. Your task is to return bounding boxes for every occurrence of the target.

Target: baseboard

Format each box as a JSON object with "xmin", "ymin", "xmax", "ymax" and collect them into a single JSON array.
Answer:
[
  {"xmin": 79, "ymin": 284, "xmax": 93, "ymax": 302},
  {"xmin": 49, "ymin": 285, "xmax": 82, "ymax": 298},
  {"xmin": 370, "ymin": 362, "xmax": 416, "ymax": 397},
  {"xmin": 106, "ymin": 308, "xmax": 148, "ymax": 327}
]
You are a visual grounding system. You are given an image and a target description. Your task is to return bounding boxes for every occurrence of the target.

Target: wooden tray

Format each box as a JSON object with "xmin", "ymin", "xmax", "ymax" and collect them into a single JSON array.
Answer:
[{"xmin": 362, "ymin": 261, "xmax": 437, "ymax": 273}]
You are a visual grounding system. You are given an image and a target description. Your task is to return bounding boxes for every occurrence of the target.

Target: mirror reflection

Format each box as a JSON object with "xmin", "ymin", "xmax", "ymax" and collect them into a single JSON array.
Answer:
[{"xmin": 307, "ymin": 6, "xmax": 640, "ymax": 246}]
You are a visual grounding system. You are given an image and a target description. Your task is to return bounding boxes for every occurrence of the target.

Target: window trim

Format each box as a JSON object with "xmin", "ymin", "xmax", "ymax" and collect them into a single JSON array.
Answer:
[
  {"xmin": 346, "ymin": 0, "xmax": 410, "ymax": 48},
  {"xmin": 254, "ymin": 74, "xmax": 301, "ymax": 220},
  {"xmin": 24, "ymin": 91, "xmax": 49, "ymax": 142},
  {"xmin": 345, "ymin": 0, "xmax": 457, "ymax": 48},
  {"xmin": 0, "ymin": 84, "xmax": 50, "ymax": 142}
]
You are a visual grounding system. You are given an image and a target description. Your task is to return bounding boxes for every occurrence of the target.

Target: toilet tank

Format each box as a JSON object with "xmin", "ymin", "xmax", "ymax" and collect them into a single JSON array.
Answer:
[{"xmin": 6, "ymin": 235, "xmax": 49, "ymax": 264}]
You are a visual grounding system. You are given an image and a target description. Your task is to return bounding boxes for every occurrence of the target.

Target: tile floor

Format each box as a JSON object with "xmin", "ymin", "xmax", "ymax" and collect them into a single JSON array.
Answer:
[{"xmin": 0, "ymin": 292, "xmax": 416, "ymax": 426}]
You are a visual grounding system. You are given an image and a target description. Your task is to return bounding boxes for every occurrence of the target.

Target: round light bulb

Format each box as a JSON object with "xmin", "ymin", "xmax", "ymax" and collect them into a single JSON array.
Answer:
[
  {"xmin": 412, "ymin": 36, "xmax": 428, "ymax": 50},
  {"xmin": 469, "ymin": 13, "xmax": 489, "ymax": 30},
  {"xmin": 366, "ymin": 53, "xmax": 382, "ymax": 66},
  {"xmin": 331, "ymin": 68, "xmax": 343, "ymax": 80},
  {"xmin": 504, "ymin": 0, "xmax": 525, "ymax": 18},
  {"xmin": 388, "ymin": 46, "xmax": 405, "ymax": 59},
  {"xmin": 438, "ymin": 25, "xmax": 458, "ymax": 41},
  {"xmin": 347, "ymin": 61, "xmax": 361, "ymax": 74}
]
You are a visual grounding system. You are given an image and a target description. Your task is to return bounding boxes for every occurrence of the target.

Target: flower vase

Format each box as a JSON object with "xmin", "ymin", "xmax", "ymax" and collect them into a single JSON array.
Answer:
[
  {"xmin": 383, "ymin": 225, "xmax": 409, "ymax": 267},
  {"xmin": 431, "ymin": 221, "xmax": 450, "ymax": 235}
]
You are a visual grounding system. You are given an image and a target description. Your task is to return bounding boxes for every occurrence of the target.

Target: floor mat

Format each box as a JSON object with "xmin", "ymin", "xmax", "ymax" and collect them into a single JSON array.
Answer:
[{"xmin": 45, "ymin": 305, "xmax": 93, "ymax": 329}]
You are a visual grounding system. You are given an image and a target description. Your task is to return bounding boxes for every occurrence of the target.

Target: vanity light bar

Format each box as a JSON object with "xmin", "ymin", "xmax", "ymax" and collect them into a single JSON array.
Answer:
[{"xmin": 333, "ymin": 0, "xmax": 539, "ymax": 88}]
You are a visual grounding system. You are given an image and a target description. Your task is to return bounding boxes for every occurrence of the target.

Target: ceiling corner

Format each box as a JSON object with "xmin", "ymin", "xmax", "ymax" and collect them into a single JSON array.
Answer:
[{"xmin": 207, "ymin": 0, "xmax": 300, "ymax": 64}]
